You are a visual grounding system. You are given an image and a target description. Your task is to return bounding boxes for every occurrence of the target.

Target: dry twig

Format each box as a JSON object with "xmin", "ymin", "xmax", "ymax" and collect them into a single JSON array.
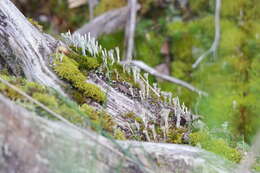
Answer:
[
  {"xmin": 122, "ymin": 60, "xmax": 208, "ymax": 96},
  {"xmin": 192, "ymin": 0, "xmax": 221, "ymax": 69}
]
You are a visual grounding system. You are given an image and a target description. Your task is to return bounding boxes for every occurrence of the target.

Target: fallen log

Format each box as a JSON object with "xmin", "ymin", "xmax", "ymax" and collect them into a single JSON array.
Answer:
[{"xmin": 0, "ymin": 95, "xmax": 237, "ymax": 173}]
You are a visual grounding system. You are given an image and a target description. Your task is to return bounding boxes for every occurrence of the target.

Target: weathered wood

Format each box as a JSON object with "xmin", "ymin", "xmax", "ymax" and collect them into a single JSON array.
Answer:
[
  {"xmin": 0, "ymin": 0, "xmax": 64, "ymax": 92},
  {"xmin": 74, "ymin": 6, "xmax": 130, "ymax": 38},
  {"xmin": 0, "ymin": 95, "xmax": 237, "ymax": 173}
]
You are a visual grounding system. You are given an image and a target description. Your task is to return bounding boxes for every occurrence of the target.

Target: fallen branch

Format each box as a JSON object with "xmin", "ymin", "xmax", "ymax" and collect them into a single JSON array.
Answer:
[
  {"xmin": 124, "ymin": 0, "xmax": 138, "ymax": 61},
  {"xmin": 192, "ymin": 0, "xmax": 221, "ymax": 69},
  {"xmin": 122, "ymin": 60, "xmax": 208, "ymax": 96},
  {"xmin": 74, "ymin": 6, "xmax": 130, "ymax": 38}
]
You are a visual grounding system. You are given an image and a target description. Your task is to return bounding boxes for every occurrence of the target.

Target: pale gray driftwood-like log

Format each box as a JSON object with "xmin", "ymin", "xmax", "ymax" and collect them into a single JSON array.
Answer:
[
  {"xmin": 0, "ymin": 95, "xmax": 238, "ymax": 173},
  {"xmin": 0, "ymin": 0, "xmax": 64, "ymax": 92},
  {"xmin": 74, "ymin": 6, "xmax": 130, "ymax": 38}
]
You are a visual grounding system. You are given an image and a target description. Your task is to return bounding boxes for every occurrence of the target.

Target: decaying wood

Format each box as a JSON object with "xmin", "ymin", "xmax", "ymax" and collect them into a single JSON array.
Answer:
[
  {"xmin": 0, "ymin": 95, "xmax": 238, "ymax": 173},
  {"xmin": 74, "ymin": 6, "xmax": 130, "ymax": 38},
  {"xmin": 0, "ymin": 0, "xmax": 64, "ymax": 93}
]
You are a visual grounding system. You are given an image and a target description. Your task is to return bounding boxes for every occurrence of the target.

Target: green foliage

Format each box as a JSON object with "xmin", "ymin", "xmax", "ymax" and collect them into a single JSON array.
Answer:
[
  {"xmin": 190, "ymin": 131, "xmax": 242, "ymax": 163},
  {"xmin": 53, "ymin": 54, "xmax": 106, "ymax": 103}
]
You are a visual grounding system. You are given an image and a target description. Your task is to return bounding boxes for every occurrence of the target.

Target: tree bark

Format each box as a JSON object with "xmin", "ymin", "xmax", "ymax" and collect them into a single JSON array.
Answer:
[{"xmin": 0, "ymin": 0, "xmax": 64, "ymax": 93}]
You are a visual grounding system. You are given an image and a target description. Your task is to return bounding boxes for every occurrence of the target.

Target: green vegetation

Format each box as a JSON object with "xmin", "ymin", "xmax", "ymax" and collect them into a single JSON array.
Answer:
[
  {"xmin": 53, "ymin": 54, "xmax": 106, "ymax": 103},
  {"xmin": 0, "ymin": 74, "xmax": 116, "ymax": 135},
  {"xmin": 190, "ymin": 131, "xmax": 242, "ymax": 163},
  {"xmin": 80, "ymin": 104, "xmax": 115, "ymax": 132}
]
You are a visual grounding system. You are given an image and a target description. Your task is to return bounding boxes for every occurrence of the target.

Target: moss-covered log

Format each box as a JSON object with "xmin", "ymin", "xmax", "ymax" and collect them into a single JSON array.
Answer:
[{"xmin": 0, "ymin": 94, "xmax": 238, "ymax": 173}]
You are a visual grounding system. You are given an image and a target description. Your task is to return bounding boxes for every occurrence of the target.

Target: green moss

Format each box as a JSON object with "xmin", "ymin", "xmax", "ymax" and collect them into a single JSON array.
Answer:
[
  {"xmin": 220, "ymin": 20, "xmax": 246, "ymax": 54},
  {"xmin": 98, "ymin": 31, "xmax": 124, "ymax": 51},
  {"xmin": 167, "ymin": 128, "xmax": 187, "ymax": 144},
  {"xmin": 32, "ymin": 93, "xmax": 58, "ymax": 108},
  {"xmin": 66, "ymin": 50, "xmax": 100, "ymax": 70},
  {"xmin": 190, "ymin": 131, "xmax": 242, "ymax": 163},
  {"xmin": 123, "ymin": 112, "xmax": 136, "ymax": 119},
  {"xmin": 53, "ymin": 54, "xmax": 106, "ymax": 103},
  {"xmin": 171, "ymin": 60, "xmax": 191, "ymax": 81},
  {"xmin": 110, "ymin": 64, "xmax": 140, "ymax": 88},
  {"xmin": 23, "ymin": 81, "xmax": 46, "ymax": 95},
  {"xmin": 221, "ymin": 0, "xmax": 249, "ymax": 18},
  {"xmin": 135, "ymin": 31, "xmax": 164, "ymax": 67},
  {"xmin": 189, "ymin": 0, "xmax": 211, "ymax": 14},
  {"xmin": 80, "ymin": 104, "xmax": 115, "ymax": 132},
  {"xmin": 114, "ymin": 128, "xmax": 126, "ymax": 140},
  {"xmin": 27, "ymin": 18, "xmax": 43, "ymax": 31}
]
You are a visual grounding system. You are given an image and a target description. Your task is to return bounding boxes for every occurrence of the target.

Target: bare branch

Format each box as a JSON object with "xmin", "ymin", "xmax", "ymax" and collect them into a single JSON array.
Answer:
[
  {"xmin": 192, "ymin": 0, "xmax": 221, "ymax": 69},
  {"xmin": 122, "ymin": 60, "xmax": 208, "ymax": 96},
  {"xmin": 124, "ymin": 0, "xmax": 138, "ymax": 61}
]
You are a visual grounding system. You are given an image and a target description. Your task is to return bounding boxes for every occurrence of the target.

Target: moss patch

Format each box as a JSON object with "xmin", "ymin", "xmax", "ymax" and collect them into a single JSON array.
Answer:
[
  {"xmin": 53, "ymin": 54, "xmax": 106, "ymax": 103},
  {"xmin": 190, "ymin": 131, "xmax": 242, "ymax": 163}
]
